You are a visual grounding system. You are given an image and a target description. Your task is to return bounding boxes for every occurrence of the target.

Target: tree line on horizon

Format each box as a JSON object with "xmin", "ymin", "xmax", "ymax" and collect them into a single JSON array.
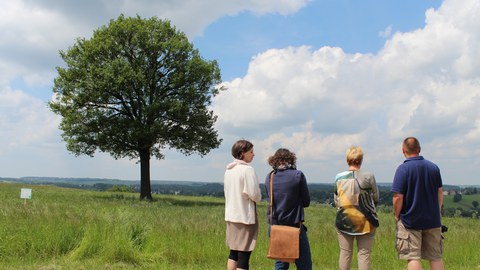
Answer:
[
  {"xmin": 9, "ymin": 178, "xmax": 476, "ymax": 219},
  {"xmin": 4, "ymin": 174, "xmax": 478, "ymax": 219}
]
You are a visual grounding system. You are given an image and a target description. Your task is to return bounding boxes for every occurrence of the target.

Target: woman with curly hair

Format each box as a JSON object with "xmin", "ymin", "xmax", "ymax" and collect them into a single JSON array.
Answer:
[{"xmin": 265, "ymin": 148, "xmax": 312, "ymax": 270}]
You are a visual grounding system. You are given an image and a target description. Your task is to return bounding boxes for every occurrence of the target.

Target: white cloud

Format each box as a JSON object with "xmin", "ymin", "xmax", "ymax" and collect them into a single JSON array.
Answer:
[
  {"xmin": 213, "ymin": 0, "xmax": 480, "ymax": 183},
  {"xmin": 0, "ymin": 1, "xmax": 88, "ymax": 88},
  {"xmin": 117, "ymin": 0, "xmax": 309, "ymax": 36},
  {"xmin": 379, "ymin": 25, "xmax": 393, "ymax": 38},
  {"xmin": 214, "ymin": 46, "xmax": 347, "ymax": 129},
  {"xmin": 0, "ymin": 86, "xmax": 59, "ymax": 150},
  {"xmin": 0, "ymin": 0, "xmax": 310, "ymax": 90}
]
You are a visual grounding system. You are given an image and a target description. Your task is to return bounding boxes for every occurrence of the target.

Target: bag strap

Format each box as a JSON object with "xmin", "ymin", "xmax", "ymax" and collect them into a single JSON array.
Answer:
[
  {"xmin": 269, "ymin": 171, "xmax": 274, "ymax": 225},
  {"xmin": 354, "ymin": 176, "xmax": 371, "ymax": 191}
]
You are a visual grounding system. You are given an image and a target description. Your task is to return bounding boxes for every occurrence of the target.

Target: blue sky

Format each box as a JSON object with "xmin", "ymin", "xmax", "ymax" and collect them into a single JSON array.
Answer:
[
  {"xmin": 1, "ymin": 0, "xmax": 479, "ymax": 186},
  {"xmin": 194, "ymin": 0, "xmax": 443, "ymax": 80}
]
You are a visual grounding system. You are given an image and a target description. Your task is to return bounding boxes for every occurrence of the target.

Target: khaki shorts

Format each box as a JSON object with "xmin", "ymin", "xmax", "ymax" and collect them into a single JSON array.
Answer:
[{"xmin": 395, "ymin": 220, "xmax": 443, "ymax": 261}]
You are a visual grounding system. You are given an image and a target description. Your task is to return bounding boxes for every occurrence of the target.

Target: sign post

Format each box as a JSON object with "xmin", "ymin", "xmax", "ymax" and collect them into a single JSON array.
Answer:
[{"xmin": 20, "ymin": 188, "xmax": 32, "ymax": 205}]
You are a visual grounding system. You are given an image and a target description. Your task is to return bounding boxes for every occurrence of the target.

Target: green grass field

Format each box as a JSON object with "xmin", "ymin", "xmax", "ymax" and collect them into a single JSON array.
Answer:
[
  {"xmin": 443, "ymin": 194, "xmax": 480, "ymax": 210},
  {"xmin": 0, "ymin": 182, "xmax": 479, "ymax": 269}
]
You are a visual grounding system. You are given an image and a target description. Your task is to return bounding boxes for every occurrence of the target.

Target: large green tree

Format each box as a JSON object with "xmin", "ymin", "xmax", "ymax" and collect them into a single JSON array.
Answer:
[{"xmin": 49, "ymin": 15, "xmax": 222, "ymax": 200}]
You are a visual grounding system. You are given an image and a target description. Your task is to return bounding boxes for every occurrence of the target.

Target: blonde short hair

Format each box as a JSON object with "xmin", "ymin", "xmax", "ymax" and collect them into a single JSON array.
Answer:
[{"xmin": 346, "ymin": 146, "xmax": 363, "ymax": 166}]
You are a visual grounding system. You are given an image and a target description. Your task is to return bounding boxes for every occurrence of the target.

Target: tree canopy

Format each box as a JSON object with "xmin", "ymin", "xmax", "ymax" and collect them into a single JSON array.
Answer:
[{"xmin": 49, "ymin": 15, "xmax": 222, "ymax": 199}]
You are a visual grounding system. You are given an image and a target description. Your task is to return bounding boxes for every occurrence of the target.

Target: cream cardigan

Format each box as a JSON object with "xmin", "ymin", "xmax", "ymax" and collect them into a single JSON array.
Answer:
[{"xmin": 224, "ymin": 160, "xmax": 262, "ymax": 224}]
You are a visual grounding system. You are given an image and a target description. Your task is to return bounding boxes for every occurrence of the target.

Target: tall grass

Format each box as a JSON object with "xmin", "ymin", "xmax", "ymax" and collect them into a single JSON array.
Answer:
[{"xmin": 0, "ymin": 183, "xmax": 479, "ymax": 269}]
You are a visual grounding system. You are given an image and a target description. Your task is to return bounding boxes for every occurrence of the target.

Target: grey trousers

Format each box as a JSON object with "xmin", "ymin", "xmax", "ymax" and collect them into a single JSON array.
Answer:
[{"xmin": 337, "ymin": 230, "xmax": 376, "ymax": 270}]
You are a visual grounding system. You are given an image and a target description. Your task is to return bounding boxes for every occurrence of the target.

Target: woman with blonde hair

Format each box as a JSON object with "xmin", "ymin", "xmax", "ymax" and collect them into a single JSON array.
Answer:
[{"xmin": 334, "ymin": 146, "xmax": 379, "ymax": 270}]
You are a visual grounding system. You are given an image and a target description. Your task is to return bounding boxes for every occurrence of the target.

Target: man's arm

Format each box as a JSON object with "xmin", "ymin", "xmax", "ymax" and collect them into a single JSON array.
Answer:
[
  {"xmin": 392, "ymin": 192, "xmax": 404, "ymax": 221},
  {"xmin": 438, "ymin": 187, "xmax": 443, "ymax": 213}
]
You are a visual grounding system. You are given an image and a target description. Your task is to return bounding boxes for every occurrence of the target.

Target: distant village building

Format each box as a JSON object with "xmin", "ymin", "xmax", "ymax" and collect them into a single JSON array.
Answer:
[{"xmin": 443, "ymin": 190, "xmax": 462, "ymax": 196}]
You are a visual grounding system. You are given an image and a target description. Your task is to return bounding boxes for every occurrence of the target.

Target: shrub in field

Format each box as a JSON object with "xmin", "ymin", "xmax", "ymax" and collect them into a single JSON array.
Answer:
[{"xmin": 108, "ymin": 185, "xmax": 136, "ymax": 193}]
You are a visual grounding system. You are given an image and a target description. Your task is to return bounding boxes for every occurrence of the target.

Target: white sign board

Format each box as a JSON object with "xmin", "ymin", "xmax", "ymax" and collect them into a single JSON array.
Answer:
[{"xmin": 20, "ymin": 188, "xmax": 32, "ymax": 199}]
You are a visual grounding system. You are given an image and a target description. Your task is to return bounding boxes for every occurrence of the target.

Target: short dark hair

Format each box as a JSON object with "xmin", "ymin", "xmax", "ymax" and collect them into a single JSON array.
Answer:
[
  {"xmin": 268, "ymin": 148, "xmax": 297, "ymax": 168},
  {"xmin": 231, "ymin": 139, "xmax": 253, "ymax": 160},
  {"xmin": 403, "ymin": 137, "xmax": 421, "ymax": 155}
]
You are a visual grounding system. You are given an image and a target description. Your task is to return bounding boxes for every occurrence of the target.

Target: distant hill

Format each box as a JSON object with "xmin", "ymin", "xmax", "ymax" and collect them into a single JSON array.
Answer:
[
  {"xmin": 1, "ymin": 176, "xmax": 476, "ymax": 207},
  {"xmin": 0, "ymin": 176, "xmax": 209, "ymax": 186},
  {"xmin": 1, "ymin": 177, "xmax": 476, "ymax": 189}
]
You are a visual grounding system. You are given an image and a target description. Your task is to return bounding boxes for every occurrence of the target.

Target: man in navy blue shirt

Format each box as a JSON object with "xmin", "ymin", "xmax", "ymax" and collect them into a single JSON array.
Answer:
[{"xmin": 392, "ymin": 137, "xmax": 444, "ymax": 270}]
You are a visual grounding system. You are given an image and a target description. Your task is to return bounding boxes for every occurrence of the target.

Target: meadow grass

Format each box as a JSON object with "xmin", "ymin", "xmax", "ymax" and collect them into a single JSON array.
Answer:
[
  {"xmin": 443, "ymin": 193, "xmax": 480, "ymax": 210},
  {"xmin": 0, "ymin": 182, "xmax": 479, "ymax": 269}
]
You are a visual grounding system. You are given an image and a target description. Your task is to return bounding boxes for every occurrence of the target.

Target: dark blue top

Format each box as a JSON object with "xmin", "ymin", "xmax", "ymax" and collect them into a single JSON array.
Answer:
[
  {"xmin": 391, "ymin": 156, "xmax": 443, "ymax": 230},
  {"xmin": 265, "ymin": 168, "xmax": 310, "ymax": 226}
]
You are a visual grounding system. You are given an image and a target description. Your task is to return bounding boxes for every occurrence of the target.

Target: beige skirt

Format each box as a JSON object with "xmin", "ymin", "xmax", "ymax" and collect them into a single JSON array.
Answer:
[{"xmin": 226, "ymin": 220, "xmax": 259, "ymax": 251}]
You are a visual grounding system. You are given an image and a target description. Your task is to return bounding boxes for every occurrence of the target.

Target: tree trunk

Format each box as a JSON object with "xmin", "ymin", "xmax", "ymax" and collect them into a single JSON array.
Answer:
[{"xmin": 139, "ymin": 149, "xmax": 153, "ymax": 200}]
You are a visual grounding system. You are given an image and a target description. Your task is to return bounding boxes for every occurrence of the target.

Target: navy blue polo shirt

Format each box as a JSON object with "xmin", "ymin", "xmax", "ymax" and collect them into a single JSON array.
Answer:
[{"xmin": 391, "ymin": 156, "xmax": 443, "ymax": 230}]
